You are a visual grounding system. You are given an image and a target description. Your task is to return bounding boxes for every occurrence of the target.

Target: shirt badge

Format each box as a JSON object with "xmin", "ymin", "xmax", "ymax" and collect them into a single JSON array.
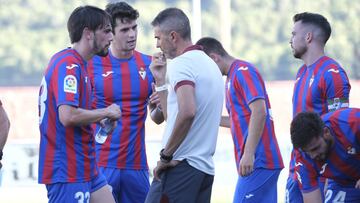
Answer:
[
  {"xmin": 64, "ymin": 75, "xmax": 77, "ymax": 94},
  {"xmin": 66, "ymin": 63, "xmax": 78, "ymax": 70},
  {"xmin": 139, "ymin": 67, "xmax": 146, "ymax": 80}
]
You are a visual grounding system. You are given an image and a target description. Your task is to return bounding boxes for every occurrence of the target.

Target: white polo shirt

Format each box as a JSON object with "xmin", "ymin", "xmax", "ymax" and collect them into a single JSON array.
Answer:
[{"xmin": 162, "ymin": 49, "xmax": 224, "ymax": 175}]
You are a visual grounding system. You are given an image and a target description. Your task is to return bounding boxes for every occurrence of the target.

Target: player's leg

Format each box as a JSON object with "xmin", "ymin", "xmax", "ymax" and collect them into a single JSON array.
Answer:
[
  {"xmin": 120, "ymin": 169, "xmax": 150, "ymax": 203},
  {"xmin": 99, "ymin": 166, "xmax": 121, "ymax": 202},
  {"xmin": 90, "ymin": 172, "xmax": 115, "ymax": 203},
  {"xmin": 233, "ymin": 168, "xmax": 281, "ymax": 203}
]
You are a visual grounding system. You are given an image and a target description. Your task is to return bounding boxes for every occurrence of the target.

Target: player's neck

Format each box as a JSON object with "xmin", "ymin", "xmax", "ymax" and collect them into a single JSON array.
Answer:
[
  {"xmin": 110, "ymin": 46, "xmax": 134, "ymax": 59},
  {"xmin": 72, "ymin": 42, "xmax": 92, "ymax": 61},
  {"xmin": 223, "ymin": 55, "xmax": 236, "ymax": 75},
  {"xmin": 302, "ymin": 46, "xmax": 325, "ymax": 67}
]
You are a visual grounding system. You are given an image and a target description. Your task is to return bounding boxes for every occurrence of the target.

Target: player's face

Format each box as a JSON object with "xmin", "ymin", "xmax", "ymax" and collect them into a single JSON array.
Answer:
[
  {"xmin": 93, "ymin": 23, "xmax": 113, "ymax": 57},
  {"xmin": 290, "ymin": 21, "xmax": 307, "ymax": 59},
  {"xmin": 113, "ymin": 18, "xmax": 138, "ymax": 52},
  {"xmin": 153, "ymin": 26, "xmax": 177, "ymax": 59},
  {"xmin": 302, "ymin": 135, "xmax": 331, "ymax": 162}
]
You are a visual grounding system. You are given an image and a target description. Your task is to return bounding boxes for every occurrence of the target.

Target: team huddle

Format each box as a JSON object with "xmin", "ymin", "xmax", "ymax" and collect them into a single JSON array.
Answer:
[{"xmin": 36, "ymin": 2, "xmax": 359, "ymax": 203}]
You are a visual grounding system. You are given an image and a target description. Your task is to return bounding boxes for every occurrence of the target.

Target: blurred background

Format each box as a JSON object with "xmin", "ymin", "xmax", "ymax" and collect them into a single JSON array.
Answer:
[{"xmin": 0, "ymin": 0, "xmax": 359, "ymax": 202}]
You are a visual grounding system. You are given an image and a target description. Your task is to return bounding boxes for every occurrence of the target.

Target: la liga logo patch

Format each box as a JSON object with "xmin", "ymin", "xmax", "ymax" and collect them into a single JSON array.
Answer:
[{"xmin": 64, "ymin": 75, "xmax": 77, "ymax": 94}]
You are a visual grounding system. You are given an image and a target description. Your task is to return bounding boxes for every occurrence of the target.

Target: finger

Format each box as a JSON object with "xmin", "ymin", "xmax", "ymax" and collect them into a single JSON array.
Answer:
[
  {"xmin": 152, "ymin": 82, "xmax": 156, "ymax": 92},
  {"xmin": 153, "ymin": 168, "xmax": 160, "ymax": 181}
]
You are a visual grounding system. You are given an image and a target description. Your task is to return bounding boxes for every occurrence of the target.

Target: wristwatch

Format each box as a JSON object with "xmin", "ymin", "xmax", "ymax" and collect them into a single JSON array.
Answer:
[{"xmin": 160, "ymin": 149, "xmax": 172, "ymax": 163}]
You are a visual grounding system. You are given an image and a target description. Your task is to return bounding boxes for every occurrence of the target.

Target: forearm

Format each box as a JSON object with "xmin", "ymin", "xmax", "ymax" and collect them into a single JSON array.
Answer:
[
  {"xmin": 59, "ymin": 105, "xmax": 108, "ymax": 127},
  {"xmin": 302, "ymin": 189, "xmax": 322, "ymax": 203},
  {"xmin": 0, "ymin": 107, "xmax": 10, "ymax": 150},
  {"xmin": 157, "ymin": 90, "xmax": 168, "ymax": 120},
  {"xmin": 220, "ymin": 116, "xmax": 230, "ymax": 128},
  {"xmin": 163, "ymin": 112, "xmax": 195, "ymax": 156}
]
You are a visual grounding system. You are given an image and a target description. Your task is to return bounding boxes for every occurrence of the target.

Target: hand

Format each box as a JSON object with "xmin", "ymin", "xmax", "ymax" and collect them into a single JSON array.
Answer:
[
  {"xmin": 239, "ymin": 153, "xmax": 255, "ymax": 177},
  {"xmin": 99, "ymin": 118, "xmax": 117, "ymax": 134},
  {"xmin": 149, "ymin": 83, "xmax": 161, "ymax": 107},
  {"xmin": 356, "ymin": 179, "xmax": 360, "ymax": 189},
  {"xmin": 153, "ymin": 160, "xmax": 180, "ymax": 181},
  {"xmin": 105, "ymin": 103, "xmax": 121, "ymax": 120},
  {"xmin": 150, "ymin": 52, "xmax": 167, "ymax": 84}
]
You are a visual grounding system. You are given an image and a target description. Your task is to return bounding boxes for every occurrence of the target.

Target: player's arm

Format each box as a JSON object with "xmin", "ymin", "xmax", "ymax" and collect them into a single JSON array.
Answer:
[
  {"xmin": 0, "ymin": 101, "xmax": 10, "ymax": 169},
  {"xmin": 239, "ymin": 98, "xmax": 266, "ymax": 176},
  {"xmin": 162, "ymin": 84, "xmax": 195, "ymax": 156},
  {"xmin": 220, "ymin": 115, "xmax": 230, "ymax": 128},
  {"xmin": 323, "ymin": 67, "xmax": 350, "ymax": 111},
  {"xmin": 58, "ymin": 103, "xmax": 121, "ymax": 127},
  {"xmin": 302, "ymin": 189, "xmax": 322, "ymax": 203}
]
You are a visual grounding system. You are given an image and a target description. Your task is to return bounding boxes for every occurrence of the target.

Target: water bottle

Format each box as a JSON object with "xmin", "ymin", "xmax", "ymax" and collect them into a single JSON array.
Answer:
[{"xmin": 95, "ymin": 118, "xmax": 113, "ymax": 144}]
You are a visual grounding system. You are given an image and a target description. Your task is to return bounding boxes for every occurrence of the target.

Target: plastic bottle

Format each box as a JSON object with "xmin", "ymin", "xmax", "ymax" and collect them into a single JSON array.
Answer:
[{"xmin": 95, "ymin": 118, "xmax": 113, "ymax": 144}]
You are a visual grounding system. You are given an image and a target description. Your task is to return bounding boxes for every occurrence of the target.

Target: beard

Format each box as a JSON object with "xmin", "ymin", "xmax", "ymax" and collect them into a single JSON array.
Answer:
[
  {"xmin": 293, "ymin": 45, "xmax": 307, "ymax": 59},
  {"xmin": 316, "ymin": 138, "xmax": 332, "ymax": 162},
  {"xmin": 93, "ymin": 37, "xmax": 109, "ymax": 57}
]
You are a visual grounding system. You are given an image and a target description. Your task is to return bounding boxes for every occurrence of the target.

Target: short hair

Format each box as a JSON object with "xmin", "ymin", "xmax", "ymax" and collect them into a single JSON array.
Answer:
[
  {"xmin": 67, "ymin": 5, "xmax": 111, "ymax": 44},
  {"xmin": 195, "ymin": 37, "xmax": 228, "ymax": 57},
  {"xmin": 151, "ymin": 8, "xmax": 191, "ymax": 40},
  {"xmin": 293, "ymin": 12, "xmax": 331, "ymax": 44},
  {"xmin": 105, "ymin": 1, "xmax": 139, "ymax": 31},
  {"xmin": 290, "ymin": 112, "xmax": 324, "ymax": 149}
]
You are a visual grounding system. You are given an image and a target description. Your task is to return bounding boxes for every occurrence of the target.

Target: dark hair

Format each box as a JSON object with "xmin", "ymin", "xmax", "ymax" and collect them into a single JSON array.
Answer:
[
  {"xmin": 290, "ymin": 112, "xmax": 324, "ymax": 149},
  {"xmin": 105, "ymin": 1, "xmax": 139, "ymax": 32},
  {"xmin": 293, "ymin": 12, "xmax": 331, "ymax": 44},
  {"xmin": 67, "ymin": 5, "xmax": 111, "ymax": 44},
  {"xmin": 195, "ymin": 37, "xmax": 228, "ymax": 57},
  {"xmin": 151, "ymin": 8, "xmax": 191, "ymax": 40}
]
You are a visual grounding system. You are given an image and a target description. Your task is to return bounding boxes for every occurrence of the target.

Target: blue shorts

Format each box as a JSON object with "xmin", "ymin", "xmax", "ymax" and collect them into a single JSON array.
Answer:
[
  {"xmin": 325, "ymin": 180, "xmax": 360, "ymax": 203},
  {"xmin": 100, "ymin": 167, "xmax": 149, "ymax": 203},
  {"xmin": 233, "ymin": 168, "xmax": 281, "ymax": 203},
  {"xmin": 285, "ymin": 177, "xmax": 326, "ymax": 203},
  {"xmin": 46, "ymin": 173, "xmax": 108, "ymax": 203}
]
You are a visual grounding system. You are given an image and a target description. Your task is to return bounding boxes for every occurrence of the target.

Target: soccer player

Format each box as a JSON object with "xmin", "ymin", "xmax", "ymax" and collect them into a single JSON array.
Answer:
[
  {"xmin": 196, "ymin": 37, "xmax": 284, "ymax": 203},
  {"xmin": 0, "ymin": 100, "xmax": 10, "ymax": 169},
  {"xmin": 38, "ymin": 6, "xmax": 121, "ymax": 203},
  {"xmin": 87, "ymin": 2, "xmax": 163, "ymax": 203},
  {"xmin": 145, "ymin": 8, "xmax": 224, "ymax": 203},
  {"xmin": 287, "ymin": 12, "xmax": 351, "ymax": 203},
  {"xmin": 290, "ymin": 109, "xmax": 360, "ymax": 203}
]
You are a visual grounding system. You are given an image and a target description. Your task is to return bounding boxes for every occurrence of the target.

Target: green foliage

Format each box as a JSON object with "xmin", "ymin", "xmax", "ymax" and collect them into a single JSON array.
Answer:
[{"xmin": 0, "ymin": 0, "xmax": 358, "ymax": 85}]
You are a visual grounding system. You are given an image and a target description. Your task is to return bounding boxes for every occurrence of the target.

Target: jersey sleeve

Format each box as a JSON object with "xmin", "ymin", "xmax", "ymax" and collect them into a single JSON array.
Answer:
[
  {"xmin": 54, "ymin": 60, "xmax": 81, "ymax": 108},
  {"xmin": 322, "ymin": 65, "xmax": 351, "ymax": 111},
  {"xmin": 168, "ymin": 59, "xmax": 196, "ymax": 91},
  {"xmin": 295, "ymin": 149, "xmax": 320, "ymax": 193},
  {"xmin": 233, "ymin": 66, "xmax": 265, "ymax": 105}
]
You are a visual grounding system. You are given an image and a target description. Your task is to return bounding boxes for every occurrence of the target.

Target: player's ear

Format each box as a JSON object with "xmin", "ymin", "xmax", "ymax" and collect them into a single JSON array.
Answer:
[
  {"xmin": 83, "ymin": 27, "xmax": 94, "ymax": 40},
  {"xmin": 323, "ymin": 127, "xmax": 331, "ymax": 139}
]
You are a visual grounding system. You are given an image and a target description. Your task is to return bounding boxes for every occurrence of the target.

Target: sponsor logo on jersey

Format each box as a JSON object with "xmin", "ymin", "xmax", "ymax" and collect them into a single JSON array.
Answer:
[
  {"xmin": 102, "ymin": 71, "xmax": 114, "ymax": 77},
  {"xmin": 295, "ymin": 162, "xmax": 303, "ymax": 167},
  {"xmin": 139, "ymin": 67, "xmax": 146, "ymax": 80},
  {"xmin": 328, "ymin": 68, "xmax": 339, "ymax": 73},
  {"xmin": 320, "ymin": 163, "xmax": 327, "ymax": 174},
  {"xmin": 245, "ymin": 194, "xmax": 254, "ymax": 199},
  {"xmin": 64, "ymin": 75, "xmax": 77, "ymax": 94},
  {"xmin": 66, "ymin": 64, "xmax": 78, "ymax": 70},
  {"xmin": 347, "ymin": 146, "xmax": 356, "ymax": 155},
  {"xmin": 237, "ymin": 66, "xmax": 248, "ymax": 71}
]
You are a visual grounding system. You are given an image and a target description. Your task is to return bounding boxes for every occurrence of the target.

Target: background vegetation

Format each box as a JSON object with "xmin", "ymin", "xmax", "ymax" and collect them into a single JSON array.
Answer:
[{"xmin": 0, "ymin": 0, "xmax": 358, "ymax": 86}]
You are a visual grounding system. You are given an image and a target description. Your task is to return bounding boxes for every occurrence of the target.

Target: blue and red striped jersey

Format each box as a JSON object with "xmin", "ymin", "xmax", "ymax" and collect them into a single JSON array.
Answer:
[
  {"xmin": 225, "ymin": 59, "xmax": 284, "ymax": 172},
  {"xmin": 38, "ymin": 48, "xmax": 97, "ymax": 184},
  {"xmin": 88, "ymin": 50, "xmax": 153, "ymax": 170},
  {"xmin": 289, "ymin": 56, "xmax": 351, "ymax": 180},
  {"xmin": 295, "ymin": 108, "xmax": 360, "ymax": 192}
]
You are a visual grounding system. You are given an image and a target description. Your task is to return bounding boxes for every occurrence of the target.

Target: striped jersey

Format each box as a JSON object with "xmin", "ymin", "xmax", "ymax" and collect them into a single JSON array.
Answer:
[
  {"xmin": 289, "ymin": 56, "xmax": 351, "ymax": 180},
  {"xmin": 38, "ymin": 48, "xmax": 97, "ymax": 184},
  {"xmin": 226, "ymin": 59, "xmax": 284, "ymax": 172},
  {"xmin": 295, "ymin": 108, "xmax": 360, "ymax": 192},
  {"xmin": 88, "ymin": 50, "xmax": 153, "ymax": 170}
]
